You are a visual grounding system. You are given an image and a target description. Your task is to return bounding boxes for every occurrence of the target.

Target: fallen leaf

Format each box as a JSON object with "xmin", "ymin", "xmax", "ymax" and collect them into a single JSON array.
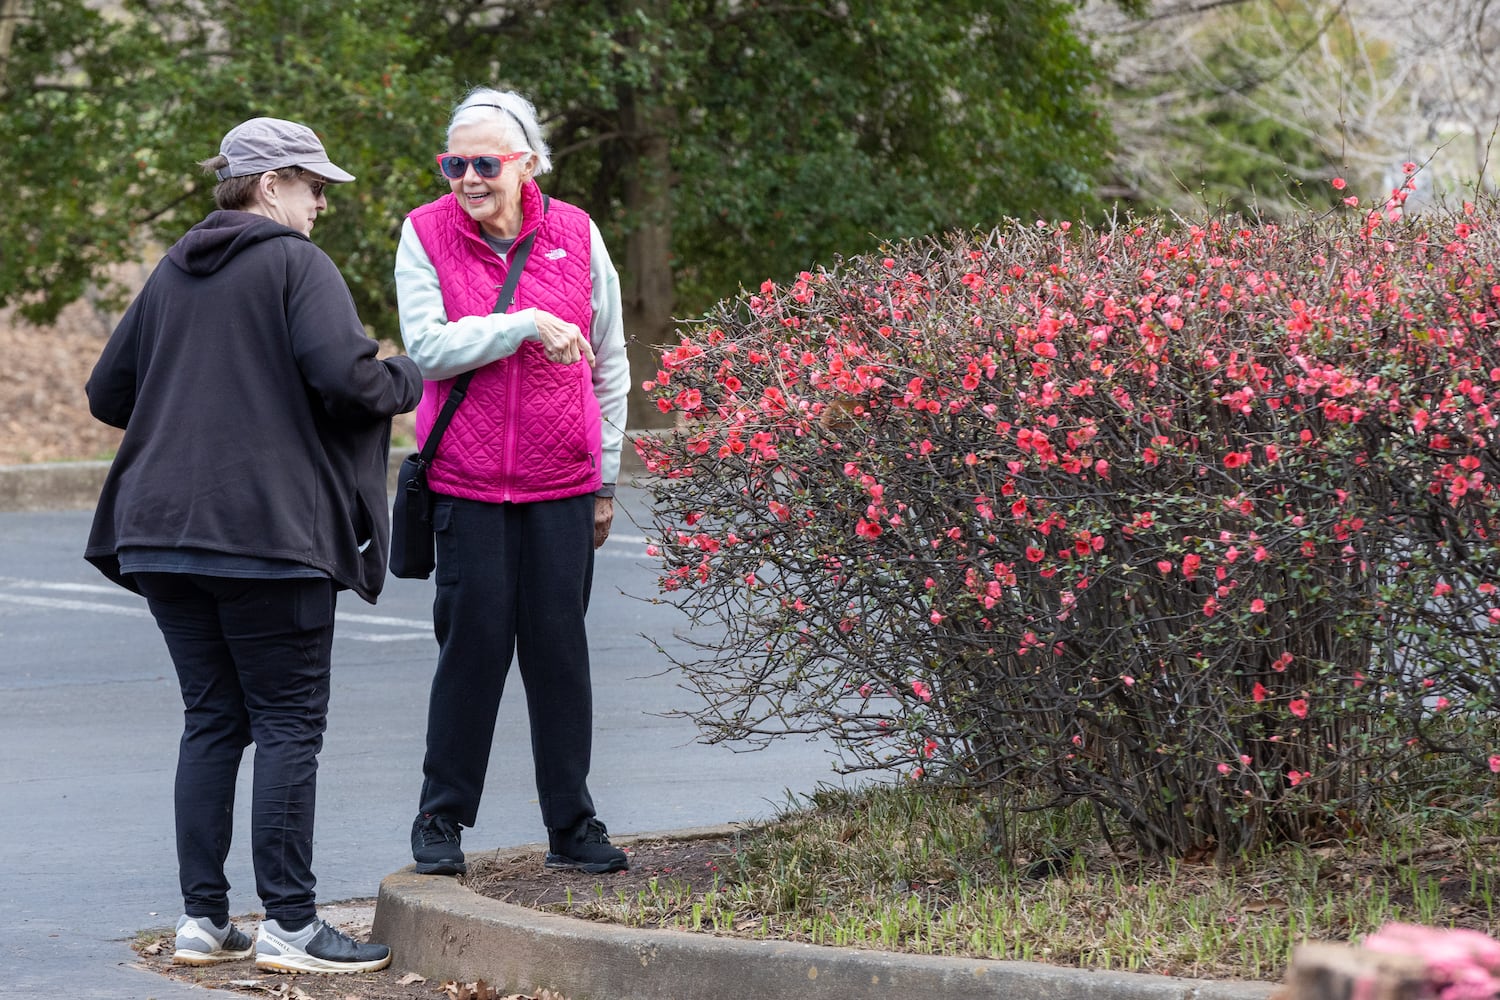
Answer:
[
  {"xmin": 398, "ymin": 972, "xmax": 427, "ymax": 985},
  {"xmin": 1243, "ymin": 898, "xmax": 1289, "ymax": 913}
]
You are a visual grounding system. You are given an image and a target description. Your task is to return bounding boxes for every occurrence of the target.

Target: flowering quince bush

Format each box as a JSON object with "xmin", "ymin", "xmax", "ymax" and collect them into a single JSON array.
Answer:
[{"xmin": 638, "ymin": 172, "xmax": 1500, "ymax": 860}]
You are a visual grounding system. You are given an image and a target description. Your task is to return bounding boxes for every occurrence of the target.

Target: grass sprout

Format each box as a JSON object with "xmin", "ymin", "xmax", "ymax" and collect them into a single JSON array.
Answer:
[{"xmin": 554, "ymin": 782, "xmax": 1500, "ymax": 982}]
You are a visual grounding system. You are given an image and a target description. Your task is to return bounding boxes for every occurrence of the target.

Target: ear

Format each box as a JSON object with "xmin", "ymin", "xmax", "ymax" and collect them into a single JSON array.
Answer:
[{"xmin": 256, "ymin": 171, "xmax": 280, "ymax": 205}]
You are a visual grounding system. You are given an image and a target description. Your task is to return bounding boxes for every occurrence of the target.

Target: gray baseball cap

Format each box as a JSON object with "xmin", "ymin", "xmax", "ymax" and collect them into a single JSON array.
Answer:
[{"xmin": 215, "ymin": 117, "xmax": 356, "ymax": 183}]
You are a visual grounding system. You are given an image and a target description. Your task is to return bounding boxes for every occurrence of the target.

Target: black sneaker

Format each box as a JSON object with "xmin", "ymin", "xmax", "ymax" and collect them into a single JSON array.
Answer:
[
  {"xmin": 411, "ymin": 812, "xmax": 466, "ymax": 875},
  {"xmin": 255, "ymin": 918, "xmax": 391, "ymax": 974},
  {"xmin": 544, "ymin": 817, "xmax": 629, "ymax": 873}
]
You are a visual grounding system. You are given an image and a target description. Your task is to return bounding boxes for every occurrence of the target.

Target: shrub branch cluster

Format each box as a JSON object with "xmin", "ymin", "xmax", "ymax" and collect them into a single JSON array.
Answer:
[{"xmin": 639, "ymin": 178, "xmax": 1500, "ymax": 859}]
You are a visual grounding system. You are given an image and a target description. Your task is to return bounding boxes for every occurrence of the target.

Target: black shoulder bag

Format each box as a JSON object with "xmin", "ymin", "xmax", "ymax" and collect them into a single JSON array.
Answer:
[{"xmin": 389, "ymin": 226, "xmax": 539, "ymax": 579}]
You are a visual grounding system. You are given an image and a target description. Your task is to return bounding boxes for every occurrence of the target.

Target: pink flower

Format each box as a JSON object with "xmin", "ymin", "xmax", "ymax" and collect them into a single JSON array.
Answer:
[
  {"xmin": 1289, "ymin": 698, "xmax": 1309, "ymax": 719},
  {"xmin": 1331, "ymin": 177, "xmax": 1347, "ymax": 190},
  {"xmin": 1252, "ymin": 682, "xmax": 1268, "ymax": 703},
  {"xmin": 1250, "ymin": 598, "xmax": 1267, "ymax": 613},
  {"xmin": 911, "ymin": 681, "xmax": 933, "ymax": 702},
  {"xmin": 1216, "ymin": 762, "xmax": 1232, "ymax": 776},
  {"xmin": 1489, "ymin": 755, "xmax": 1500, "ymax": 774},
  {"xmin": 1288, "ymin": 769, "xmax": 1308, "ymax": 787}
]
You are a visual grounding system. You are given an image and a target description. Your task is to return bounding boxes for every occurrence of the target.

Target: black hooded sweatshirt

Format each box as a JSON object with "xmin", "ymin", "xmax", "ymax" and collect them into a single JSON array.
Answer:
[{"xmin": 85, "ymin": 210, "xmax": 422, "ymax": 603}]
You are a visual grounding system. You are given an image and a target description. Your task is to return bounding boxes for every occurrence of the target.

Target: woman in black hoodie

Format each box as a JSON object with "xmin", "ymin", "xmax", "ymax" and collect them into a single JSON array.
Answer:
[{"xmin": 84, "ymin": 117, "xmax": 420, "ymax": 976}]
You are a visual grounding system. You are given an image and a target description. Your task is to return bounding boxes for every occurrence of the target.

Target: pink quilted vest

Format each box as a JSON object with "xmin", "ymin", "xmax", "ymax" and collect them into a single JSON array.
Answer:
[{"xmin": 408, "ymin": 184, "xmax": 602, "ymax": 503}]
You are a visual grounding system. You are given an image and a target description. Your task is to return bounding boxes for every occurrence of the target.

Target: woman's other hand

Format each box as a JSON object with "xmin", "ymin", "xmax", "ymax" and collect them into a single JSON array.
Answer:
[
  {"xmin": 536, "ymin": 310, "xmax": 596, "ymax": 366},
  {"xmin": 593, "ymin": 496, "xmax": 614, "ymax": 549}
]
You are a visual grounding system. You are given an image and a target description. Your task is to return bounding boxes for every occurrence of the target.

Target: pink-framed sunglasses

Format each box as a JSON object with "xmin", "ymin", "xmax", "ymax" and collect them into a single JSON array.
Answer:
[{"xmin": 435, "ymin": 151, "xmax": 527, "ymax": 179}]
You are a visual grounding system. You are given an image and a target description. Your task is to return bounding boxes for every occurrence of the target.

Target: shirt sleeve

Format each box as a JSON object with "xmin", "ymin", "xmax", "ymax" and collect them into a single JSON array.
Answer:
[
  {"xmin": 87, "ymin": 287, "xmax": 147, "ymax": 429},
  {"xmin": 395, "ymin": 218, "xmax": 543, "ymax": 380},
  {"xmin": 288, "ymin": 248, "xmax": 423, "ymax": 421},
  {"xmin": 587, "ymin": 219, "xmax": 631, "ymax": 488}
]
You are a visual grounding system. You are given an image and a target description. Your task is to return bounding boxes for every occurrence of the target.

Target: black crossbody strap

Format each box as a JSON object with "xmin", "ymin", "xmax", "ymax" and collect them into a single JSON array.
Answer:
[{"xmin": 414, "ymin": 203, "xmax": 547, "ymax": 469}]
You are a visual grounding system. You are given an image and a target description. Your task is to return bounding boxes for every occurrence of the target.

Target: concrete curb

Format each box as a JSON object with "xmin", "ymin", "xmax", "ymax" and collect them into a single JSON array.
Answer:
[
  {"xmin": 372, "ymin": 827, "xmax": 1280, "ymax": 1000},
  {"xmin": 0, "ymin": 459, "xmax": 111, "ymax": 512}
]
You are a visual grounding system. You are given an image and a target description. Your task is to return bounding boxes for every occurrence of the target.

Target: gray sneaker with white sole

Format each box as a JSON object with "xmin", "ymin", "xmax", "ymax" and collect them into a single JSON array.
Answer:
[{"xmin": 254, "ymin": 918, "xmax": 391, "ymax": 974}]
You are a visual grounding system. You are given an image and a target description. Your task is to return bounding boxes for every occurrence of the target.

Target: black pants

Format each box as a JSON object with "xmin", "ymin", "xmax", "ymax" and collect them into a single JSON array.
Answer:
[
  {"xmin": 136, "ymin": 573, "xmax": 335, "ymax": 927},
  {"xmin": 417, "ymin": 493, "xmax": 597, "ymax": 833}
]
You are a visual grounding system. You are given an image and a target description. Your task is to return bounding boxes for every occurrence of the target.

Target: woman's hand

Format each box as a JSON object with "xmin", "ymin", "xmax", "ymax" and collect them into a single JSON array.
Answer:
[
  {"xmin": 594, "ymin": 496, "xmax": 614, "ymax": 549},
  {"xmin": 536, "ymin": 310, "xmax": 596, "ymax": 366}
]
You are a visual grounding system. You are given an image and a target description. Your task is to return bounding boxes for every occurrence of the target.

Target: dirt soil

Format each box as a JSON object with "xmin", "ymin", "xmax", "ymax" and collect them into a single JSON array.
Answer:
[
  {"xmin": 129, "ymin": 837, "xmax": 733, "ymax": 1000},
  {"xmin": 1, "ymin": 298, "xmax": 129, "ymax": 465}
]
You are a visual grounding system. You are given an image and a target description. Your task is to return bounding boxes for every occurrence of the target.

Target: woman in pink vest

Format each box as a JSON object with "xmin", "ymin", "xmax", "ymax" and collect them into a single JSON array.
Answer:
[{"xmin": 395, "ymin": 88, "xmax": 632, "ymax": 875}]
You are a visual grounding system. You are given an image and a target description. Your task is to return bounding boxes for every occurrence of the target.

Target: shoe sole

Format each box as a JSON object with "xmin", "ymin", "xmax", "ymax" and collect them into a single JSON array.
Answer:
[
  {"xmin": 172, "ymin": 948, "xmax": 254, "ymax": 966},
  {"xmin": 543, "ymin": 852, "xmax": 629, "ymax": 874},
  {"xmin": 413, "ymin": 859, "xmax": 467, "ymax": 876},
  {"xmin": 255, "ymin": 953, "xmax": 392, "ymax": 975}
]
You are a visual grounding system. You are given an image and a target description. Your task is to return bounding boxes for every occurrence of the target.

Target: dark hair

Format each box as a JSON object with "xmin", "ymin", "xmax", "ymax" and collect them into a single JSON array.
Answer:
[{"xmin": 197, "ymin": 154, "xmax": 303, "ymax": 211}]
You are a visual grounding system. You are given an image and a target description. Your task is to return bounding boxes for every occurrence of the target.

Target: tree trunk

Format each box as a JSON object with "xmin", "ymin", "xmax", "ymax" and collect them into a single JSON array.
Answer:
[
  {"xmin": 0, "ymin": 0, "xmax": 25, "ymax": 96},
  {"xmin": 616, "ymin": 2, "xmax": 677, "ymax": 432}
]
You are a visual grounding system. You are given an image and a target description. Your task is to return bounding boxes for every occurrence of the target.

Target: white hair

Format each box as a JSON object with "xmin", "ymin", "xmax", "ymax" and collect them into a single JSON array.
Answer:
[{"xmin": 447, "ymin": 88, "xmax": 552, "ymax": 176}]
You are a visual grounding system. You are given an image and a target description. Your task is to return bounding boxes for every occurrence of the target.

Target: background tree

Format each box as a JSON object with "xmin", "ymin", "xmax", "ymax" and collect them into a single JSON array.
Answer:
[
  {"xmin": 2, "ymin": 0, "xmax": 1131, "ymax": 426},
  {"xmin": 0, "ymin": 0, "xmax": 455, "ymax": 323},
  {"xmin": 1085, "ymin": 0, "xmax": 1500, "ymax": 218}
]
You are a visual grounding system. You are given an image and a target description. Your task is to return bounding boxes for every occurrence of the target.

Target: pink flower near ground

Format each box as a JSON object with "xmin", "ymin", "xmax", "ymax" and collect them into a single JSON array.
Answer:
[{"xmin": 1363, "ymin": 923, "xmax": 1500, "ymax": 1000}]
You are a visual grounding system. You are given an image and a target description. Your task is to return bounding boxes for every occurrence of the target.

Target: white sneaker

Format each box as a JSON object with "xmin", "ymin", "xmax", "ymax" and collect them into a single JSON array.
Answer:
[
  {"xmin": 172, "ymin": 914, "xmax": 254, "ymax": 966},
  {"xmin": 254, "ymin": 917, "xmax": 392, "ymax": 974}
]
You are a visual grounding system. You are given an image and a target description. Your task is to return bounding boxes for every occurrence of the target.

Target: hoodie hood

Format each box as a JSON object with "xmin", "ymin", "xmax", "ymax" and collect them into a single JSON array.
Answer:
[{"xmin": 166, "ymin": 210, "xmax": 307, "ymax": 277}]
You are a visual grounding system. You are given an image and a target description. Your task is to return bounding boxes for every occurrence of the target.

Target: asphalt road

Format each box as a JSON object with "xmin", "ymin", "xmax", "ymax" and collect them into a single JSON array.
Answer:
[{"xmin": 0, "ymin": 485, "xmax": 844, "ymax": 998}]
